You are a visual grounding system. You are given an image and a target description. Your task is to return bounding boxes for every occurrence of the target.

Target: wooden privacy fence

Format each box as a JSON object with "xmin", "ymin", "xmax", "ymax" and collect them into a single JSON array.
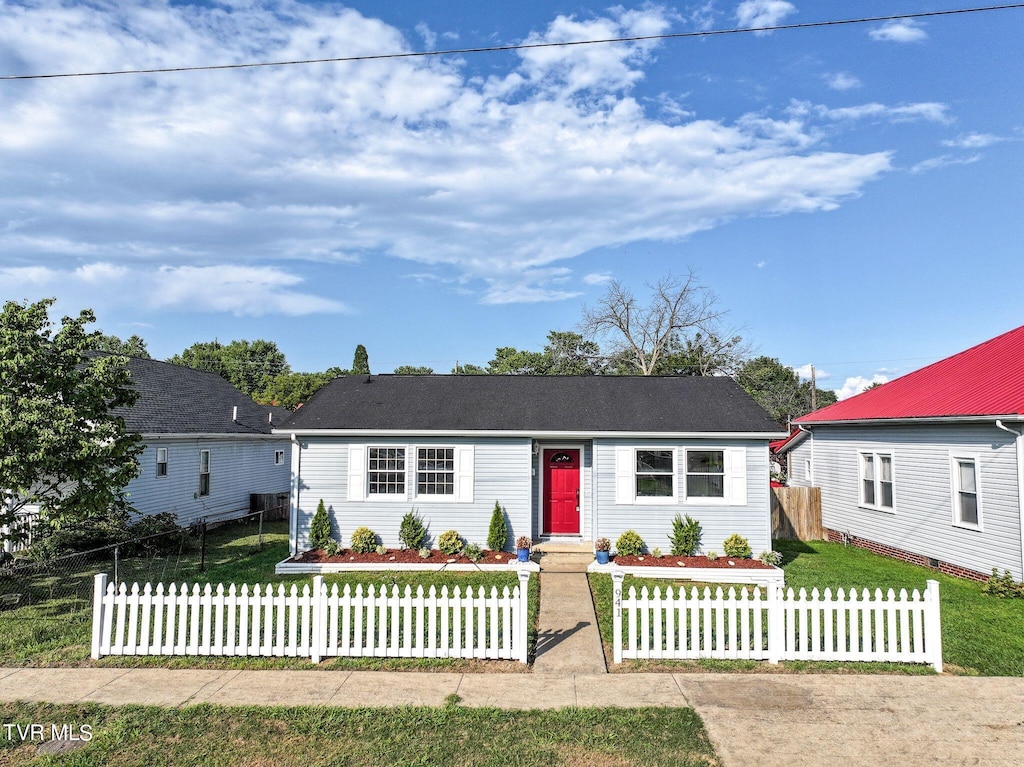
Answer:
[
  {"xmin": 91, "ymin": 572, "xmax": 531, "ymax": 663},
  {"xmin": 771, "ymin": 486, "xmax": 823, "ymax": 540},
  {"xmin": 612, "ymin": 572, "xmax": 942, "ymax": 671}
]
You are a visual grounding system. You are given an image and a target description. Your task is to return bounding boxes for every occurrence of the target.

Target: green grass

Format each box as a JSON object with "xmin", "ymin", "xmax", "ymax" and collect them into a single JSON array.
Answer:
[
  {"xmin": 0, "ymin": 520, "xmax": 540, "ymax": 670},
  {"xmin": 0, "ymin": 701, "xmax": 719, "ymax": 767},
  {"xmin": 589, "ymin": 539, "xmax": 1024, "ymax": 676}
]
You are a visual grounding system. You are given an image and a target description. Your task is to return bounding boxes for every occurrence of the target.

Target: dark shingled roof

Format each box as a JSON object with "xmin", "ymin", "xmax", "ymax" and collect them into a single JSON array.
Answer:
[
  {"xmin": 280, "ymin": 375, "xmax": 783, "ymax": 434},
  {"xmin": 103, "ymin": 355, "xmax": 286, "ymax": 435}
]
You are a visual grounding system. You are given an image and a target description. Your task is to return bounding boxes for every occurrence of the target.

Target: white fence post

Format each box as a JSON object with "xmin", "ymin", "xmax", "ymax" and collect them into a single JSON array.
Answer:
[
  {"xmin": 516, "ymin": 569, "xmax": 530, "ymax": 664},
  {"xmin": 925, "ymin": 579, "xmax": 943, "ymax": 673},
  {"xmin": 91, "ymin": 573, "xmax": 108, "ymax": 659},
  {"xmin": 766, "ymin": 582, "xmax": 782, "ymax": 664},
  {"xmin": 612, "ymin": 571, "xmax": 624, "ymax": 664},
  {"xmin": 310, "ymin": 575, "xmax": 324, "ymax": 664}
]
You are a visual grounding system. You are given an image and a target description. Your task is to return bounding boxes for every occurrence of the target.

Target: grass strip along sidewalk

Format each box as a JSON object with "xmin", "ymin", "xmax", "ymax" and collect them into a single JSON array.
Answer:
[
  {"xmin": 0, "ymin": 701, "xmax": 719, "ymax": 767},
  {"xmin": 590, "ymin": 539, "xmax": 1024, "ymax": 676},
  {"xmin": 1, "ymin": 520, "xmax": 539, "ymax": 670}
]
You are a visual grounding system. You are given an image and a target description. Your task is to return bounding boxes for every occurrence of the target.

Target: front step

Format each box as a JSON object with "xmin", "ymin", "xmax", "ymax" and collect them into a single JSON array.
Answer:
[
  {"xmin": 537, "ymin": 552, "xmax": 595, "ymax": 573},
  {"xmin": 533, "ymin": 540, "xmax": 594, "ymax": 554}
]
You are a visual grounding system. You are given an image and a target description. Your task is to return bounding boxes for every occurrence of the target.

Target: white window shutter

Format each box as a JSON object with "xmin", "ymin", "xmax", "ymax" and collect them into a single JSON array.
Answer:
[
  {"xmin": 727, "ymin": 447, "xmax": 747, "ymax": 505},
  {"xmin": 615, "ymin": 447, "xmax": 634, "ymax": 504},
  {"xmin": 455, "ymin": 445, "xmax": 474, "ymax": 503},
  {"xmin": 348, "ymin": 445, "xmax": 366, "ymax": 502}
]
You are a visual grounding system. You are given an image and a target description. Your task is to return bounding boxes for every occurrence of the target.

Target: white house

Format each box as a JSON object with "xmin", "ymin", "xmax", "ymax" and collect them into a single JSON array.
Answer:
[
  {"xmin": 275, "ymin": 375, "xmax": 787, "ymax": 556},
  {"xmin": 782, "ymin": 325, "xmax": 1024, "ymax": 581}
]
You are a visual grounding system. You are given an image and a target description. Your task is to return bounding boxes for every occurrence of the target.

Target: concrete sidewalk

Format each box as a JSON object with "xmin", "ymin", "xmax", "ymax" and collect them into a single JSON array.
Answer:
[{"xmin": 2, "ymin": 668, "xmax": 1022, "ymax": 766}]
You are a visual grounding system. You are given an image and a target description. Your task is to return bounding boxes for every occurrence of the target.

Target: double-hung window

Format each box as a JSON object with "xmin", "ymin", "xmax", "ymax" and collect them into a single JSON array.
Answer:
[
  {"xmin": 685, "ymin": 450, "xmax": 726, "ymax": 498},
  {"xmin": 368, "ymin": 447, "xmax": 405, "ymax": 495},
  {"xmin": 199, "ymin": 450, "xmax": 211, "ymax": 497},
  {"xmin": 859, "ymin": 451, "xmax": 893, "ymax": 511},
  {"xmin": 417, "ymin": 447, "xmax": 454, "ymax": 496},
  {"xmin": 635, "ymin": 450, "xmax": 675, "ymax": 499},
  {"xmin": 156, "ymin": 447, "xmax": 168, "ymax": 477},
  {"xmin": 952, "ymin": 455, "xmax": 980, "ymax": 528},
  {"xmin": 274, "ymin": 449, "xmax": 285, "ymax": 466}
]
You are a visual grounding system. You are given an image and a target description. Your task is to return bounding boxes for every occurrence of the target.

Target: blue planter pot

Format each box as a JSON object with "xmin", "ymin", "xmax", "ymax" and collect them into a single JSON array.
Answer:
[
  {"xmin": 517, "ymin": 548, "xmax": 530, "ymax": 563},
  {"xmin": 596, "ymin": 550, "xmax": 610, "ymax": 565}
]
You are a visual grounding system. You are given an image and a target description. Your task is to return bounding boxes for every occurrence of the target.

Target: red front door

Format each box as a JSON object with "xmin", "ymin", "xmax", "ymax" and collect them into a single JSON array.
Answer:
[{"xmin": 543, "ymin": 449, "xmax": 580, "ymax": 534}]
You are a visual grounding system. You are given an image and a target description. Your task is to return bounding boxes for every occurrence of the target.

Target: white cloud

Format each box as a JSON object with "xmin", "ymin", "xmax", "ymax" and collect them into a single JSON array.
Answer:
[
  {"xmin": 793, "ymin": 363, "xmax": 830, "ymax": 380},
  {"xmin": 942, "ymin": 132, "xmax": 1007, "ymax": 149},
  {"xmin": 755, "ymin": 260, "xmax": 767, "ymax": 268},
  {"xmin": 736, "ymin": 1, "xmax": 797, "ymax": 32},
  {"xmin": 583, "ymin": 271, "xmax": 614, "ymax": 285},
  {"xmin": 835, "ymin": 374, "xmax": 889, "ymax": 400},
  {"xmin": 825, "ymin": 72, "xmax": 862, "ymax": 91},
  {"xmin": 869, "ymin": 20, "xmax": 927, "ymax": 43},
  {"xmin": 792, "ymin": 101, "xmax": 949, "ymax": 124},
  {"xmin": 0, "ymin": 2, "xmax": 909, "ymax": 306},
  {"xmin": 910, "ymin": 154, "xmax": 982, "ymax": 174}
]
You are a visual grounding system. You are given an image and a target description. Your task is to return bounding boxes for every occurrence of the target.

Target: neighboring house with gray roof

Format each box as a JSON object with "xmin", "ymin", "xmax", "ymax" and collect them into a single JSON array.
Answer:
[
  {"xmin": 275, "ymin": 375, "xmax": 786, "ymax": 556},
  {"xmin": 113, "ymin": 356, "xmax": 291, "ymax": 526}
]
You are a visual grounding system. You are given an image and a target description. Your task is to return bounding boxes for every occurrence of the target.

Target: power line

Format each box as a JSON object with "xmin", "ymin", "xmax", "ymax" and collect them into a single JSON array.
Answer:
[{"xmin": 2, "ymin": 4, "xmax": 1022, "ymax": 82}]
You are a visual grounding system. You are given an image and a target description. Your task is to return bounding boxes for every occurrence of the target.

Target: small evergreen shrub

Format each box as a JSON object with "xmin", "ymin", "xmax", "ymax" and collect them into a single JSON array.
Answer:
[
  {"xmin": 438, "ymin": 529, "xmax": 464, "ymax": 556},
  {"xmin": 324, "ymin": 539, "xmax": 340, "ymax": 557},
  {"xmin": 374, "ymin": 544, "xmax": 388, "ymax": 555},
  {"xmin": 350, "ymin": 526, "xmax": 377, "ymax": 554},
  {"xmin": 670, "ymin": 513, "xmax": 702, "ymax": 557},
  {"xmin": 758, "ymin": 550, "xmax": 783, "ymax": 566},
  {"xmin": 706, "ymin": 551, "xmax": 718, "ymax": 560},
  {"xmin": 651, "ymin": 547, "xmax": 662, "ymax": 558},
  {"xmin": 615, "ymin": 530, "xmax": 645, "ymax": 557},
  {"xmin": 487, "ymin": 501, "xmax": 508, "ymax": 552},
  {"xmin": 418, "ymin": 547, "xmax": 431, "ymax": 559},
  {"xmin": 310, "ymin": 499, "xmax": 332, "ymax": 550},
  {"xmin": 722, "ymin": 534, "xmax": 752, "ymax": 559},
  {"xmin": 399, "ymin": 509, "xmax": 427, "ymax": 550},
  {"xmin": 463, "ymin": 542, "xmax": 483, "ymax": 562},
  {"xmin": 982, "ymin": 569, "xmax": 1024, "ymax": 598}
]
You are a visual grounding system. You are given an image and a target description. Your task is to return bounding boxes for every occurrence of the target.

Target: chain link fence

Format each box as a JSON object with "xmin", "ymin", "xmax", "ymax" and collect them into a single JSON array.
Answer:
[{"xmin": 0, "ymin": 509, "xmax": 275, "ymax": 624}]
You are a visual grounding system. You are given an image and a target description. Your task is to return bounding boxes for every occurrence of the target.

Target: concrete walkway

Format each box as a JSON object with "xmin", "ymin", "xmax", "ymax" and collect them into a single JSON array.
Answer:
[
  {"xmin": 531, "ymin": 547, "xmax": 607, "ymax": 674},
  {"xmin": 2, "ymin": 668, "xmax": 1022, "ymax": 766}
]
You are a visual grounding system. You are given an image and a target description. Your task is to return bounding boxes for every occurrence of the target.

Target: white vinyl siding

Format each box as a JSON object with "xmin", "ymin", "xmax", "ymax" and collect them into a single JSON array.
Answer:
[
  {"xmin": 810, "ymin": 424, "xmax": 1022, "ymax": 581},
  {"xmin": 296, "ymin": 438, "xmax": 523, "ymax": 553}
]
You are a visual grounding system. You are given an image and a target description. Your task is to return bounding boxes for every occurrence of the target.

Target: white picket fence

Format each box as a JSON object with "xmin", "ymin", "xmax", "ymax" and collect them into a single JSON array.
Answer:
[
  {"xmin": 91, "ymin": 572, "xmax": 531, "ymax": 663},
  {"xmin": 612, "ymin": 573, "xmax": 942, "ymax": 671}
]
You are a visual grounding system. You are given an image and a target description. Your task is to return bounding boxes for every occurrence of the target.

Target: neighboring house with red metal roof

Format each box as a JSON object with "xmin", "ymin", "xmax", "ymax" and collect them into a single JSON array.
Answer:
[{"xmin": 778, "ymin": 325, "xmax": 1024, "ymax": 581}]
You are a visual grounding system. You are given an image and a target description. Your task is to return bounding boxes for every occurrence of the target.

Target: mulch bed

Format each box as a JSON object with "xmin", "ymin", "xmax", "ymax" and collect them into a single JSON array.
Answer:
[
  {"xmin": 289, "ymin": 548, "xmax": 519, "ymax": 566},
  {"xmin": 610, "ymin": 555, "xmax": 774, "ymax": 570}
]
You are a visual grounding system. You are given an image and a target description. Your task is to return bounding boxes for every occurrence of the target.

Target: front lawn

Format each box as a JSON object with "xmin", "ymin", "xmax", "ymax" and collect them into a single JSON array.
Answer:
[
  {"xmin": 589, "ymin": 539, "xmax": 1024, "ymax": 676},
  {"xmin": 0, "ymin": 519, "xmax": 539, "ymax": 670},
  {"xmin": 0, "ymin": 701, "xmax": 719, "ymax": 767}
]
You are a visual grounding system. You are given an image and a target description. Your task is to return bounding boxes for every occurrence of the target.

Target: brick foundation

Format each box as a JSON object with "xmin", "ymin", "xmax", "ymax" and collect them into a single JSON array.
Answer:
[{"xmin": 823, "ymin": 528, "xmax": 990, "ymax": 583}]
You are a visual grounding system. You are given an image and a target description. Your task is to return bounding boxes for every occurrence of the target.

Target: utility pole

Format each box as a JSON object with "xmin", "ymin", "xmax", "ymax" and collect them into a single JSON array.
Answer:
[{"xmin": 810, "ymin": 364, "xmax": 817, "ymax": 411}]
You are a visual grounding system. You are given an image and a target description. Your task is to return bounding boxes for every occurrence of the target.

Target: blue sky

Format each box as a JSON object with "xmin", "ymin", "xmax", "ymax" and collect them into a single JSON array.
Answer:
[{"xmin": 1, "ymin": 1, "xmax": 1022, "ymax": 398}]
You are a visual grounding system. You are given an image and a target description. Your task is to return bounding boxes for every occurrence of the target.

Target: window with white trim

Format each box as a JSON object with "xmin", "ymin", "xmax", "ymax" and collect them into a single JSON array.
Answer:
[
  {"xmin": 274, "ymin": 449, "xmax": 285, "ymax": 465},
  {"xmin": 417, "ymin": 447, "xmax": 454, "ymax": 496},
  {"xmin": 859, "ymin": 451, "xmax": 893, "ymax": 510},
  {"xmin": 636, "ymin": 449, "xmax": 674, "ymax": 498},
  {"xmin": 156, "ymin": 447, "xmax": 168, "ymax": 477},
  {"xmin": 368, "ymin": 447, "xmax": 405, "ymax": 495},
  {"xmin": 685, "ymin": 449, "xmax": 725, "ymax": 498},
  {"xmin": 199, "ymin": 449, "xmax": 210, "ymax": 497},
  {"xmin": 952, "ymin": 456, "xmax": 980, "ymax": 527},
  {"xmin": 804, "ymin": 458, "xmax": 812, "ymax": 484}
]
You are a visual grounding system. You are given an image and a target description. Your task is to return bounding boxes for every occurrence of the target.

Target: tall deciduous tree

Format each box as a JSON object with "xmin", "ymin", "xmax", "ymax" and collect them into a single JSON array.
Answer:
[
  {"xmin": 351, "ymin": 344, "xmax": 370, "ymax": 375},
  {"xmin": 255, "ymin": 368, "xmax": 343, "ymax": 410},
  {"xmin": 1, "ymin": 299, "xmax": 143, "ymax": 543},
  {"xmin": 580, "ymin": 270, "xmax": 727, "ymax": 375},
  {"xmin": 392, "ymin": 365, "xmax": 434, "ymax": 375},
  {"xmin": 168, "ymin": 339, "xmax": 289, "ymax": 398},
  {"xmin": 736, "ymin": 356, "xmax": 837, "ymax": 424},
  {"xmin": 93, "ymin": 332, "xmax": 151, "ymax": 359}
]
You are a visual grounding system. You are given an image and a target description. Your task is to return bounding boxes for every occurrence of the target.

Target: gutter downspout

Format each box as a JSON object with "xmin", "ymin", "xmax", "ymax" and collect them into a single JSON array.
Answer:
[
  {"xmin": 290, "ymin": 433, "xmax": 301, "ymax": 558},
  {"xmin": 995, "ymin": 420, "xmax": 1024, "ymax": 580}
]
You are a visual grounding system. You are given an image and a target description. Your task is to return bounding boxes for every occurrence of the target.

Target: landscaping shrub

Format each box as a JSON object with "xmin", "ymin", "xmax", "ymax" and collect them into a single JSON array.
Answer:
[
  {"xmin": 486, "ymin": 501, "xmax": 508, "ymax": 552},
  {"xmin": 615, "ymin": 530, "xmax": 645, "ymax": 557},
  {"xmin": 418, "ymin": 547, "xmax": 430, "ymax": 559},
  {"xmin": 463, "ymin": 543, "xmax": 483, "ymax": 562},
  {"xmin": 438, "ymin": 530, "xmax": 464, "ymax": 556},
  {"xmin": 374, "ymin": 544, "xmax": 387, "ymax": 555},
  {"xmin": 982, "ymin": 568, "xmax": 1024, "ymax": 598},
  {"xmin": 722, "ymin": 534, "xmax": 752, "ymax": 559},
  {"xmin": 669, "ymin": 513, "xmax": 702, "ymax": 557},
  {"xmin": 758, "ymin": 550, "xmax": 783, "ymax": 566},
  {"xmin": 310, "ymin": 499, "xmax": 332, "ymax": 550},
  {"xmin": 324, "ymin": 539, "xmax": 340, "ymax": 557},
  {"xmin": 350, "ymin": 527, "xmax": 378, "ymax": 554},
  {"xmin": 399, "ymin": 509, "xmax": 427, "ymax": 550}
]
